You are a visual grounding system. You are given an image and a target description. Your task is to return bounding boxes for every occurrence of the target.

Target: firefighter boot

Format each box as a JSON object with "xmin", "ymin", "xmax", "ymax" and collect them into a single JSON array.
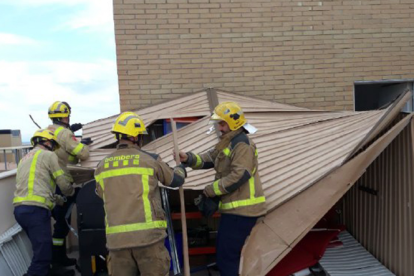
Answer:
[
  {"xmin": 48, "ymin": 266, "xmax": 75, "ymax": 276},
  {"xmin": 51, "ymin": 244, "xmax": 77, "ymax": 267}
]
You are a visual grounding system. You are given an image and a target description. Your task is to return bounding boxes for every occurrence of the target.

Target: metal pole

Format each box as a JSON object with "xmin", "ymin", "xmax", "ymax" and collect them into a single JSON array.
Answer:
[
  {"xmin": 171, "ymin": 118, "xmax": 190, "ymax": 276},
  {"xmin": 3, "ymin": 150, "xmax": 7, "ymax": 170},
  {"xmin": 161, "ymin": 188, "xmax": 182, "ymax": 275},
  {"xmin": 150, "ymin": 128, "xmax": 182, "ymax": 275}
]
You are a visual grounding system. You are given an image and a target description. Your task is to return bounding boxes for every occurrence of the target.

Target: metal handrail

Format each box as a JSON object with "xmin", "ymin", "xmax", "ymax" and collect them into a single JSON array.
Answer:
[{"xmin": 1, "ymin": 145, "xmax": 32, "ymax": 171}]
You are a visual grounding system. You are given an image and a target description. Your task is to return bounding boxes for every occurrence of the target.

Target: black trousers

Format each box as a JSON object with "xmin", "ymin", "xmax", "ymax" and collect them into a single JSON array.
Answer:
[
  {"xmin": 14, "ymin": 205, "xmax": 52, "ymax": 276},
  {"xmin": 52, "ymin": 186, "xmax": 76, "ymax": 247},
  {"xmin": 216, "ymin": 213, "xmax": 259, "ymax": 276}
]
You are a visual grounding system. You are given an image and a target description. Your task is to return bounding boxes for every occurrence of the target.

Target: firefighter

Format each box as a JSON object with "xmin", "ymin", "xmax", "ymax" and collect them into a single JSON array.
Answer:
[
  {"xmin": 47, "ymin": 101, "xmax": 91, "ymax": 267},
  {"xmin": 13, "ymin": 129, "xmax": 75, "ymax": 276},
  {"xmin": 95, "ymin": 111, "xmax": 187, "ymax": 276},
  {"xmin": 177, "ymin": 102, "xmax": 267, "ymax": 276}
]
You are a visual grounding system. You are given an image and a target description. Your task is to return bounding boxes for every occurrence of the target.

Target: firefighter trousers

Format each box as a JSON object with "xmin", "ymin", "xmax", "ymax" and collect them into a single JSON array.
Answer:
[
  {"xmin": 216, "ymin": 213, "xmax": 259, "ymax": 276},
  {"xmin": 14, "ymin": 205, "xmax": 52, "ymax": 276},
  {"xmin": 107, "ymin": 240, "xmax": 170, "ymax": 276}
]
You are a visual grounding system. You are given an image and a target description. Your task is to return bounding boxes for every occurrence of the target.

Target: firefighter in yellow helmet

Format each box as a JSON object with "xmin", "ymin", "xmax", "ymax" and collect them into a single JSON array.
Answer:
[
  {"xmin": 177, "ymin": 102, "xmax": 266, "ymax": 276},
  {"xmin": 47, "ymin": 101, "xmax": 91, "ymax": 269},
  {"xmin": 95, "ymin": 111, "xmax": 187, "ymax": 276},
  {"xmin": 13, "ymin": 129, "xmax": 74, "ymax": 276}
]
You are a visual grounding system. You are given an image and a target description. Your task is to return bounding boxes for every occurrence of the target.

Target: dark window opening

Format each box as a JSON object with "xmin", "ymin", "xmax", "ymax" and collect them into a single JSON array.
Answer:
[{"xmin": 354, "ymin": 81, "xmax": 413, "ymax": 112}]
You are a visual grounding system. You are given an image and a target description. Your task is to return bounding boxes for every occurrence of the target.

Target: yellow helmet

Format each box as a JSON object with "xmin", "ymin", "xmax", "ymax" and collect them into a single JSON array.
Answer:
[
  {"xmin": 210, "ymin": 102, "xmax": 246, "ymax": 131},
  {"xmin": 48, "ymin": 101, "xmax": 71, "ymax": 118},
  {"xmin": 112, "ymin": 112, "xmax": 148, "ymax": 137},
  {"xmin": 30, "ymin": 129, "xmax": 60, "ymax": 150}
]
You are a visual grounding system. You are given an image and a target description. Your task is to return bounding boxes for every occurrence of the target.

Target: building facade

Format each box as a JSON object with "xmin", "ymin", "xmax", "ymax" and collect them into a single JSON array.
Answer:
[{"xmin": 113, "ymin": 0, "xmax": 414, "ymax": 111}]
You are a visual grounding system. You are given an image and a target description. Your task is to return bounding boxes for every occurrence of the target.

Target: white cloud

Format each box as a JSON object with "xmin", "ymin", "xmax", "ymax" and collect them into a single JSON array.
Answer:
[
  {"xmin": 2, "ymin": 0, "xmax": 114, "ymax": 33},
  {"xmin": 0, "ymin": 33, "xmax": 39, "ymax": 46},
  {"xmin": 1, "ymin": 0, "xmax": 84, "ymax": 6},
  {"xmin": 62, "ymin": 0, "xmax": 114, "ymax": 33},
  {"xmin": 0, "ymin": 59, "xmax": 120, "ymax": 142}
]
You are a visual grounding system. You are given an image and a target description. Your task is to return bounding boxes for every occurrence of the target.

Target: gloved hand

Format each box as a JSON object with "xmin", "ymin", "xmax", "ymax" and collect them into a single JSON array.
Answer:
[
  {"xmin": 70, "ymin": 123, "xmax": 83, "ymax": 132},
  {"xmin": 80, "ymin": 137, "xmax": 93, "ymax": 145},
  {"xmin": 54, "ymin": 194, "xmax": 67, "ymax": 206},
  {"xmin": 176, "ymin": 163, "xmax": 187, "ymax": 178},
  {"xmin": 194, "ymin": 194, "xmax": 219, "ymax": 218}
]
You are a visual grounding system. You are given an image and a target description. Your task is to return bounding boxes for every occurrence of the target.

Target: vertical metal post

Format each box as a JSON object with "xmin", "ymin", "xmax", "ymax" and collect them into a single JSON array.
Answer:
[
  {"xmin": 171, "ymin": 118, "xmax": 190, "ymax": 276},
  {"xmin": 161, "ymin": 188, "xmax": 182, "ymax": 275},
  {"xmin": 14, "ymin": 149, "xmax": 19, "ymax": 165},
  {"xmin": 3, "ymin": 149, "xmax": 7, "ymax": 170}
]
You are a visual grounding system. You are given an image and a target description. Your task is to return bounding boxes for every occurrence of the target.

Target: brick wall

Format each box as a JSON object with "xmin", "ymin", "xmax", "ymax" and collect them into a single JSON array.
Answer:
[{"xmin": 113, "ymin": 0, "xmax": 414, "ymax": 111}]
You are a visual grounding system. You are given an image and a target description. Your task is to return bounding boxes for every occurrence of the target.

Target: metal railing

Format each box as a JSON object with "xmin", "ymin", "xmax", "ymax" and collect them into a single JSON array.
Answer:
[{"xmin": 0, "ymin": 145, "xmax": 32, "ymax": 171}]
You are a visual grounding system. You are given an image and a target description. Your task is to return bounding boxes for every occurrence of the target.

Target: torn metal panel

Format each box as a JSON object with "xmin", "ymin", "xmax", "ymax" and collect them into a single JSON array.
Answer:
[
  {"xmin": 78, "ymin": 109, "xmax": 392, "ymax": 207},
  {"xmin": 343, "ymin": 90, "xmax": 412, "ymax": 162},
  {"xmin": 83, "ymin": 91, "xmax": 210, "ymax": 150},
  {"xmin": 82, "ymin": 89, "xmax": 314, "ymax": 150},
  {"xmin": 240, "ymin": 114, "xmax": 413, "ymax": 276},
  {"xmin": 216, "ymin": 89, "xmax": 310, "ymax": 112},
  {"xmin": 343, "ymin": 116, "xmax": 414, "ymax": 276}
]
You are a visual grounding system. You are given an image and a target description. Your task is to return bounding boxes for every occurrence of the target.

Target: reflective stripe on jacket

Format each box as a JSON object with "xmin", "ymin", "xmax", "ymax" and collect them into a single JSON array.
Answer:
[
  {"xmin": 48, "ymin": 124, "xmax": 90, "ymax": 182},
  {"xmin": 188, "ymin": 131, "xmax": 266, "ymax": 217},
  {"xmin": 13, "ymin": 147, "xmax": 74, "ymax": 210},
  {"xmin": 94, "ymin": 143, "xmax": 185, "ymax": 250}
]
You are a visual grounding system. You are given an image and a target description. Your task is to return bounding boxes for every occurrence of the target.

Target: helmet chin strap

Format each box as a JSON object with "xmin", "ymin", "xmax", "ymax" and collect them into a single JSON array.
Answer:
[
  {"xmin": 39, "ymin": 141, "xmax": 54, "ymax": 151},
  {"xmin": 132, "ymin": 135, "xmax": 143, "ymax": 147},
  {"xmin": 53, "ymin": 118, "xmax": 70, "ymax": 128}
]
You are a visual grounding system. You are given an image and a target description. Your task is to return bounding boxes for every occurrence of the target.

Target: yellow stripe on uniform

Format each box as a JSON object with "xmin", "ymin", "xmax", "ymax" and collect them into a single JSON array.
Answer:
[
  {"xmin": 53, "ymin": 238, "xmax": 64, "ymax": 246},
  {"xmin": 95, "ymin": 167, "xmax": 163, "ymax": 235},
  {"xmin": 71, "ymin": 143, "xmax": 84, "ymax": 155},
  {"xmin": 95, "ymin": 167, "xmax": 154, "ymax": 182},
  {"xmin": 142, "ymin": 174, "xmax": 152, "ymax": 223},
  {"xmin": 219, "ymin": 196, "xmax": 266, "ymax": 210},
  {"xmin": 223, "ymin": 148, "xmax": 231, "ymax": 156},
  {"xmin": 195, "ymin": 154, "xmax": 202, "ymax": 168},
  {"xmin": 54, "ymin": 126, "xmax": 64, "ymax": 137},
  {"xmin": 106, "ymin": 221, "xmax": 167, "ymax": 235},
  {"xmin": 13, "ymin": 151, "xmax": 54, "ymax": 209},
  {"xmin": 213, "ymin": 180, "xmax": 223, "ymax": 196},
  {"xmin": 52, "ymin": 169, "xmax": 64, "ymax": 179},
  {"xmin": 219, "ymin": 176, "xmax": 266, "ymax": 210}
]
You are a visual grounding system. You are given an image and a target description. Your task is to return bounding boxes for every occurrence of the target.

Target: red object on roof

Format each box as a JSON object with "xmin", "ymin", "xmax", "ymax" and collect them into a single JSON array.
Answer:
[{"xmin": 266, "ymin": 225, "xmax": 345, "ymax": 276}]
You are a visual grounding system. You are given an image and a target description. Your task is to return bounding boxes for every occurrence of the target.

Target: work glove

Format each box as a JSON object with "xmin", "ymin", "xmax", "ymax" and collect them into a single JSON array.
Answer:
[
  {"xmin": 175, "ymin": 163, "xmax": 187, "ymax": 178},
  {"xmin": 194, "ymin": 194, "xmax": 219, "ymax": 218},
  {"xmin": 70, "ymin": 123, "xmax": 83, "ymax": 132},
  {"xmin": 54, "ymin": 194, "xmax": 67, "ymax": 206},
  {"xmin": 80, "ymin": 137, "xmax": 93, "ymax": 145}
]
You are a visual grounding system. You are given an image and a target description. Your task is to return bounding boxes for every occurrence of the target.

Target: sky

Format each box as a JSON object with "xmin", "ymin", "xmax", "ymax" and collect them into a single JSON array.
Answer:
[{"xmin": 0, "ymin": 0, "xmax": 120, "ymax": 142}]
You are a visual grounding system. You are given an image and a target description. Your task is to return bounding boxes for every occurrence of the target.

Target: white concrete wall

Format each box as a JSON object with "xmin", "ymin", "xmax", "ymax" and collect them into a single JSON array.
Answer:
[{"xmin": 0, "ymin": 170, "xmax": 17, "ymax": 235}]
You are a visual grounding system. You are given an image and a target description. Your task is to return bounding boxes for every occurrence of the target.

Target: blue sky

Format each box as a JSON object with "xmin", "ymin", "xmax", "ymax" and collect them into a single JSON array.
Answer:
[{"xmin": 0, "ymin": 0, "xmax": 120, "ymax": 142}]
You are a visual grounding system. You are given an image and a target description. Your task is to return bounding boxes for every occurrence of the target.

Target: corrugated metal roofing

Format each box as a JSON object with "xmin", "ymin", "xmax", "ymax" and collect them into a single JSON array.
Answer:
[
  {"xmin": 76, "ymin": 89, "xmax": 413, "ymax": 276},
  {"xmin": 216, "ymin": 90, "xmax": 309, "ymax": 112},
  {"xmin": 240, "ymin": 113, "xmax": 413, "ymax": 275},
  {"xmin": 344, "ymin": 118, "xmax": 414, "ymax": 276},
  {"xmin": 82, "ymin": 91, "xmax": 211, "ymax": 150},
  {"xmin": 82, "ymin": 89, "xmax": 309, "ymax": 150},
  {"xmin": 80, "ymin": 108, "xmax": 393, "ymax": 213},
  {"xmin": 319, "ymin": 231, "xmax": 395, "ymax": 276}
]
